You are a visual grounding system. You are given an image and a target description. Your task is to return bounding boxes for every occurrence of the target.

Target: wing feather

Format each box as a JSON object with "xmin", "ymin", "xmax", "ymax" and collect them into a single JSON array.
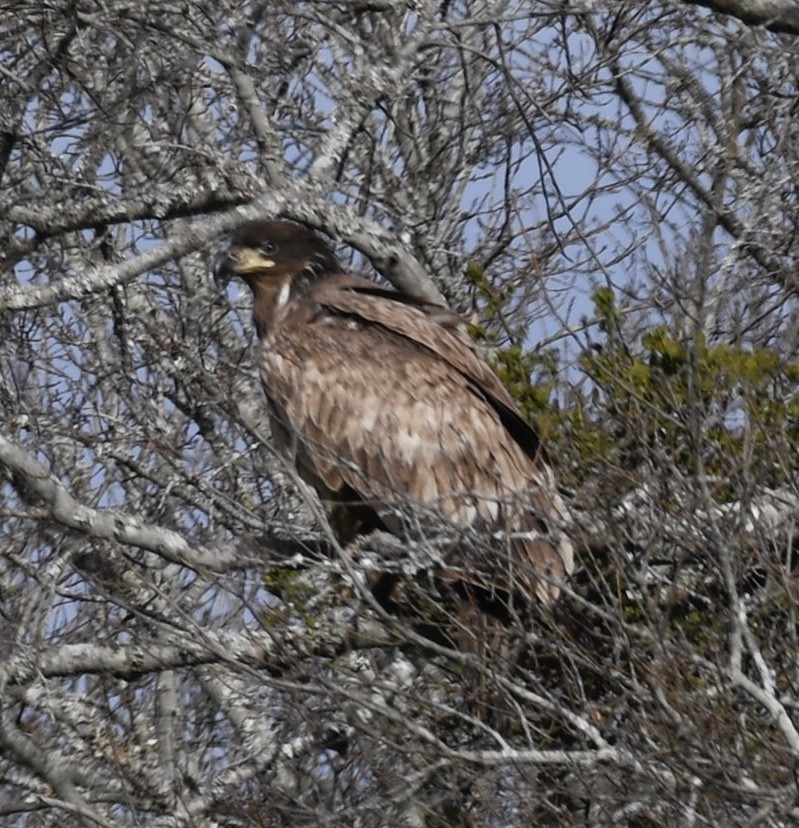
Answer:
[
  {"xmin": 314, "ymin": 277, "xmax": 544, "ymax": 461},
  {"xmin": 258, "ymin": 279, "xmax": 573, "ymax": 600}
]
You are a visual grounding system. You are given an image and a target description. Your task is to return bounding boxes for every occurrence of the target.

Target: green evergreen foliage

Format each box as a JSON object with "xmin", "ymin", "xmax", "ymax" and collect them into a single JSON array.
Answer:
[
  {"xmin": 465, "ymin": 260, "xmax": 559, "ymax": 430},
  {"xmin": 469, "ymin": 269, "xmax": 799, "ymax": 505},
  {"xmin": 562, "ymin": 289, "xmax": 799, "ymax": 487}
]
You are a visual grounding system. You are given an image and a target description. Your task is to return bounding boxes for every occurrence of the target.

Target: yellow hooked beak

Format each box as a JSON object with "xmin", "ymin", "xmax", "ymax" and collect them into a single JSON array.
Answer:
[
  {"xmin": 214, "ymin": 247, "xmax": 275, "ymax": 285},
  {"xmin": 231, "ymin": 247, "xmax": 276, "ymax": 274}
]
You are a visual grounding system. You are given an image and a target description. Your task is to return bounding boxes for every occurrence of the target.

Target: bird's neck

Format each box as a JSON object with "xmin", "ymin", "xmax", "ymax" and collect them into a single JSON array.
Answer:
[{"xmin": 246, "ymin": 275, "xmax": 294, "ymax": 338}]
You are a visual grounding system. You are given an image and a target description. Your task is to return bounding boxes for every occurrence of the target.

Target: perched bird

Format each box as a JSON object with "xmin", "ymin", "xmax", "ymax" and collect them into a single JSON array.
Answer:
[{"xmin": 214, "ymin": 220, "xmax": 574, "ymax": 618}]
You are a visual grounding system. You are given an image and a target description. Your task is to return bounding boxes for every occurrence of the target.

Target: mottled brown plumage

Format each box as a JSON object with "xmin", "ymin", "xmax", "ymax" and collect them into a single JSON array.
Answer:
[{"xmin": 214, "ymin": 220, "xmax": 574, "ymax": 608}]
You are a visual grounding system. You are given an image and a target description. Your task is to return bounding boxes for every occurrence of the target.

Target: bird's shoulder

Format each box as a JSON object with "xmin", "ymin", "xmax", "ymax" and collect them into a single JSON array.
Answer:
[
  {"xmin": 264, "ymin": 270, "xmax": 544, "ymax": 466},
  {"xmin": 305, "ymin": 275, "xmax": 515, "ymax": 399}
]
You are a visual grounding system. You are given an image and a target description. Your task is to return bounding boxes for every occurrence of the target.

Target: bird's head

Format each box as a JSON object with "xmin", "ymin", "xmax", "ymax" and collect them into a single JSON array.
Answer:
[
  {"xmin": 214, "ymin": 220, "xmax": 343, "ymax": 337},
  {"xmin": 213, "ymin": 220, "xmax": 341, "ymax": 291}
]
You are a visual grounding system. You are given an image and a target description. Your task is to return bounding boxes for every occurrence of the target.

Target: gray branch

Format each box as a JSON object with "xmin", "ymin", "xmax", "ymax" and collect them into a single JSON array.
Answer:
[{"xmin": 682, "ymin": 0, "xmax": 799, "ymax": 35}]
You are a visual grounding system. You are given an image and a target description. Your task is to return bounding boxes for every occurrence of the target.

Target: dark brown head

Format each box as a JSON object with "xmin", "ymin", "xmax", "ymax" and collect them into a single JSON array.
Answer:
[
  {"xmin": 214, "ymin": 220, "xmax": 343, "ymax": 336},
  {"xmin": 214, "ymin": 220, "xmax": 341, "ymax": 288}
]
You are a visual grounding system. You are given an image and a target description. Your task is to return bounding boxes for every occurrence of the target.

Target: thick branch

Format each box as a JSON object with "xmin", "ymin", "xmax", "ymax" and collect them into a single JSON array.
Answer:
[
  {"xmin": 681, "ymin": 0, "xmax": 799, "ymax": 35},
  {"xmin": 1, "ymin": 188, "xmax": 249, "ymax": 244},
  {"xmin": 0, "ymin": 189, "xmax": 445, "ymax": 310},
  {"xmin": 0, "ymin": 433, "xmax": 239, "ymax": 571},
  {"xmin": 0, "ymin": 633, "xmax": 273, "ymax": 686}
]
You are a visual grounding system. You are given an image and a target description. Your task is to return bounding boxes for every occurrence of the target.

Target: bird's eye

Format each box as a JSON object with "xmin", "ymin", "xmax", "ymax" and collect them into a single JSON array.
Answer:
[{"xmin": 261, "ymin": 242, "xmax": 277, "ymax": 255}]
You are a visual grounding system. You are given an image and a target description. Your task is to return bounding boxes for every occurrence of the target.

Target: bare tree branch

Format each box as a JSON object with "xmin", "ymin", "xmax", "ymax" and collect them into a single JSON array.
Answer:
[
  {"xmin": 681, "ymin": 0, "xmax": 799, "ymax": 35},
  {"xmin": 3, "ymin": 2, "xmax": 799, "ymax": 824}
]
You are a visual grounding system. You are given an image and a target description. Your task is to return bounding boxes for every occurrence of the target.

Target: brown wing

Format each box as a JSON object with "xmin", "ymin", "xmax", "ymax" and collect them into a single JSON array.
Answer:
[
  {"xmin": 259, "ymin": 279, "xmax": 573, "ymax": 601},
  {"xmin": 315, "ymin": 277, "xmax": 545, "ymax": 463}
]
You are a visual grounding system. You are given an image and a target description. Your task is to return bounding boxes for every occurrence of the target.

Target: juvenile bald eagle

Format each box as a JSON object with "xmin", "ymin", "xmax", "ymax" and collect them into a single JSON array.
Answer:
[{"xmin": 214, "ymin": 220, "xmax": 574, "ymax": 612}]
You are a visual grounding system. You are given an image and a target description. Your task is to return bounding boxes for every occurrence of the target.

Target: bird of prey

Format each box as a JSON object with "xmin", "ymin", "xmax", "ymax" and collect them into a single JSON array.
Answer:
[{"xmin": 214, "ymin": 220, "xmax": 574, "ymax": 614}]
